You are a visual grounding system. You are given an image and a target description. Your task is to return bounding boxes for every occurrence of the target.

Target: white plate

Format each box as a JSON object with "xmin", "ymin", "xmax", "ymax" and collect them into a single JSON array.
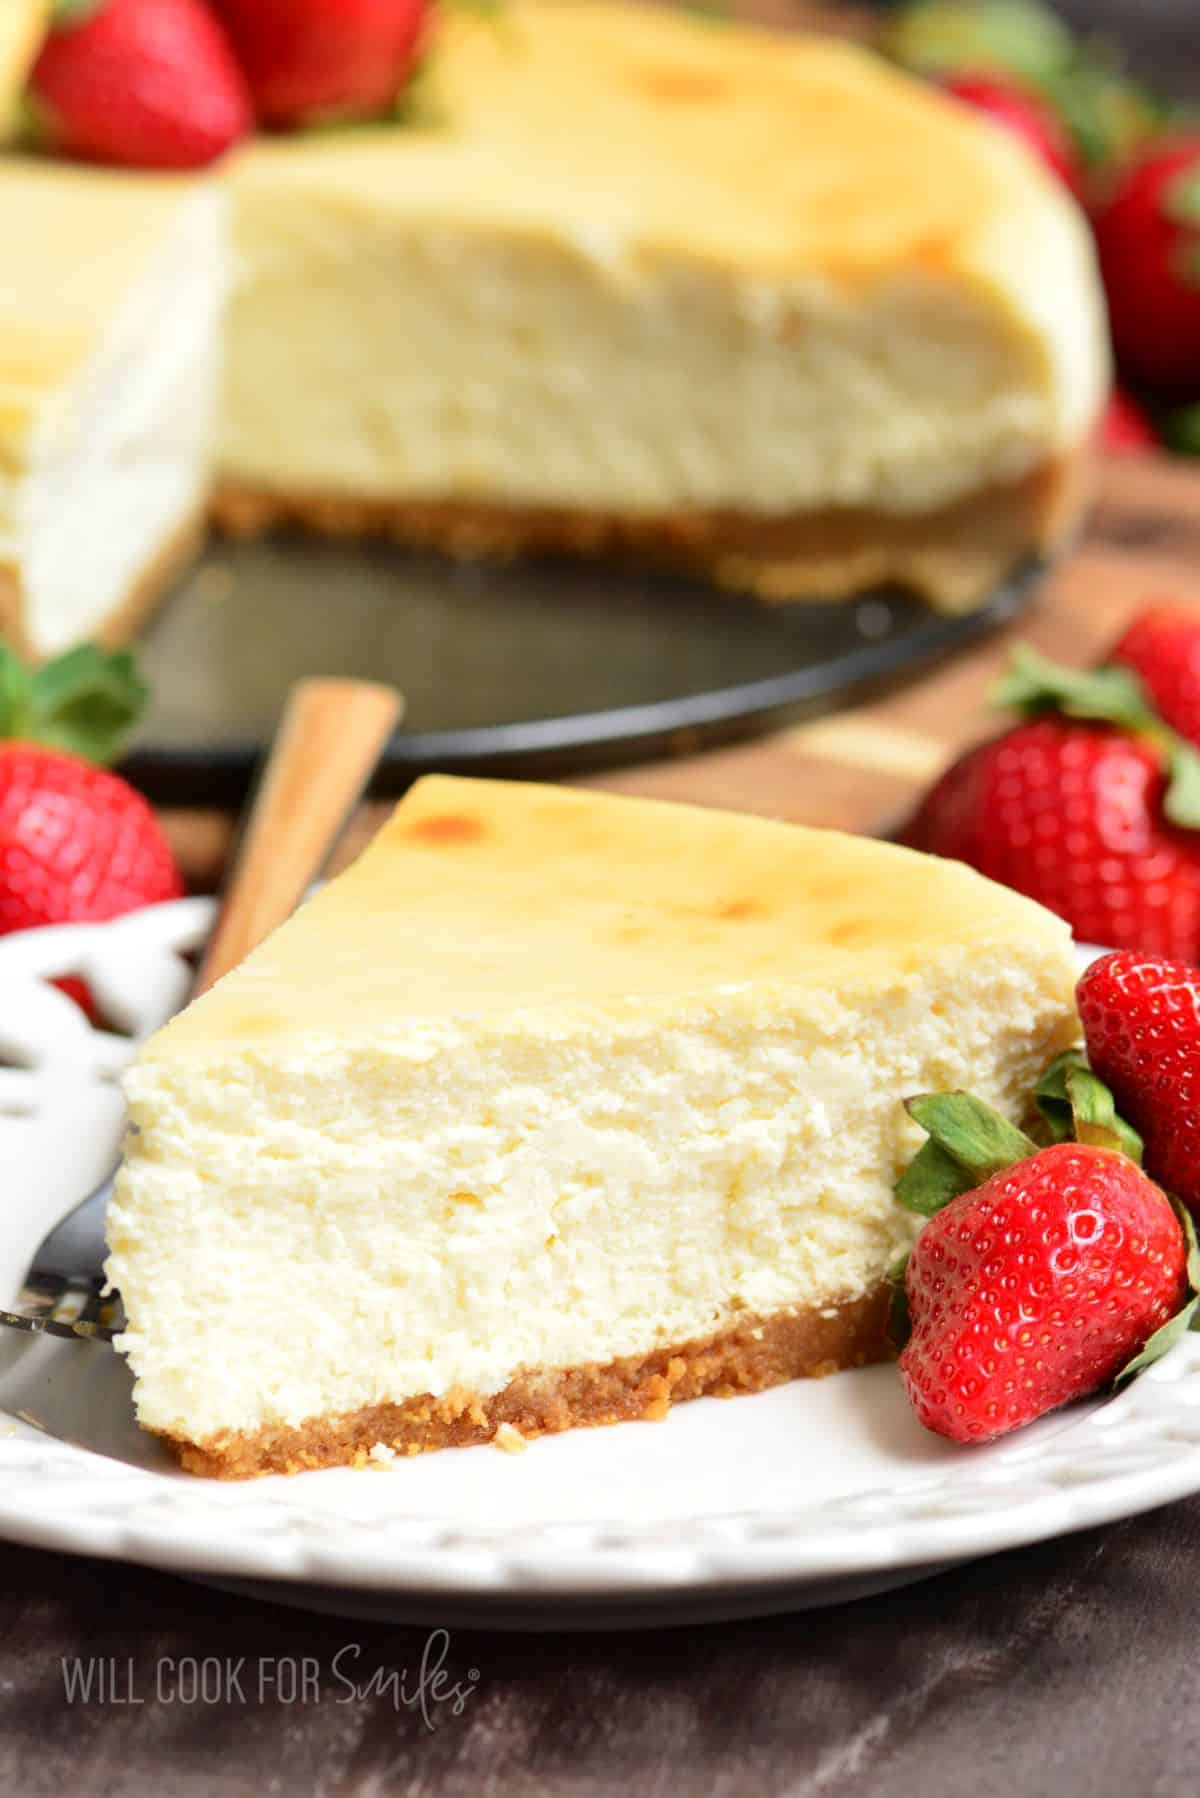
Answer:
[{"xmin": 2, "ymin": 907, "xmax": 1198, "ymax": 1629}]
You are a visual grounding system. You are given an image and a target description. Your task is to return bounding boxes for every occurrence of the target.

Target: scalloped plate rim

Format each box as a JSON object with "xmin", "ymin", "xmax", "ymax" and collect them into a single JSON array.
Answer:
[{"xmin": 2, "ymin": 908, "xmax": 1198, "ymax": 1621}]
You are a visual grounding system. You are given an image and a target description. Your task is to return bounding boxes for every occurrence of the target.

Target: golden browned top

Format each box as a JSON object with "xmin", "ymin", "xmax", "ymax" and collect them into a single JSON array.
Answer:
[
  {"xmin": 232, "ymin": 0, "xmax": 1078, "ymax": 280},
  {"xmin": 0, "ymin": 0, "xmax": 1102, "ymax": 436},
  {"xmin": 145, "ymin": 775, "xmax": 1074, "ymax": 1056}
]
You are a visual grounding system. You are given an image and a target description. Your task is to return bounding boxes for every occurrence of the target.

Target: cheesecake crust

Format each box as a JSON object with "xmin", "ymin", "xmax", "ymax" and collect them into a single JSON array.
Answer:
[
  {"xmin": 212, "ymin": 449, "xmax": 1089, "ymax": 615},
  {"xmin": 0, "ymin": 503, "xmax": 206, "ymax": 661},
  {"xmin": 167, "ymin": 1284, "xmax": 894, "ymax": 1479}
]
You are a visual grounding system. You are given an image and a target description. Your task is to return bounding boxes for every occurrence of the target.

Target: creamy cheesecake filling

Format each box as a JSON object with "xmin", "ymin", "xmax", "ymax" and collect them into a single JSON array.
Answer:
[
  {"xmin": 0, "ymin": 186, "xmax": 226, "ymax": 657},
  {"xmin": 108, "ymin": 945, "xmax": 1075, "ymax": 1448},
  {"xmin": 219, "ymin": 213, "xmax": 1089, "ymax": 521}
]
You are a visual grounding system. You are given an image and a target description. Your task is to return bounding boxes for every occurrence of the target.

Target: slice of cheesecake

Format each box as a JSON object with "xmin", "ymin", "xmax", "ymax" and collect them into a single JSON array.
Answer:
[
  {"xmin": 0, "ymin": 163, "xmax": 226, "ymax": 659},
  {"xmin": 107, "ymin": 777, "xmax": 1079, "ymax": 1478},
  {"xmin": 215, "ymin": 0, "xmax": 1108, "ymax": 612}
]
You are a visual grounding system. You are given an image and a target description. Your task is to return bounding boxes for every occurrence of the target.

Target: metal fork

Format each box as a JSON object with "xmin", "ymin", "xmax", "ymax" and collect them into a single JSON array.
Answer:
[
  {"xmin": 1, "ymin": 678, "xmax": 403, "ymax": 1347},
  {"xmin": 2, "ymin": 1178, "xmax": 121, "ymax": 1342}
]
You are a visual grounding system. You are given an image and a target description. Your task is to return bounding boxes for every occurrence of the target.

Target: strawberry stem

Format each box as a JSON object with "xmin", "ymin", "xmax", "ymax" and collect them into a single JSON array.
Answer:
[
  {"xmin": 1034, "ymin": 1048, "xmax": 1144, "ymax": 1162},
  {"xmin": 1113, "ymin": 1201, "xmax": 1200, "ymax": 1390},
  {"xmin": 51, "ymin": 0, "xmax": 104, "ymax": 27},
  {"xmin": 995, "ymin": 644, "xmax": 1157, "ymax": 732},
  {"xmin": 0, "ymin": 643, "xmax": 148, "ymax": 765},
  {"xmin": 897, "ymin": 1093, "xmax": 1036, "ymax": 1217},
  {"xmin": 1165, "ymin": 165, "xmax": 1200, "ymax": 230}
]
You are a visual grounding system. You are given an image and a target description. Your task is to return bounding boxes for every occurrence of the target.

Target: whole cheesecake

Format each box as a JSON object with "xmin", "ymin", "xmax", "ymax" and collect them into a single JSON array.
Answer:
[
  {"xmin": 0, "ymin": 164, "xmax": 226, "ymax": 658},
  {"xmin": 0, "ymin": 1, "xmax": 1108, "ymax": 655},
  {"xmin": 106, "ymin": 777, "xmax": 1079, "ymax": 1478}
]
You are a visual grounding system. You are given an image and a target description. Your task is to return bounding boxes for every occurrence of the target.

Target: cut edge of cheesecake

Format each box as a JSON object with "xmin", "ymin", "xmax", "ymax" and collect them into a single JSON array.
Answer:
[
  {"xmin": 0, "ymin": 504, "xmax": 207, "ymax": 662},
  {"xmin": 172, "ymin": 1290, "xmax": 893, "ymax": 1479},
  {"xmin": 0, "ymin": 170, "xmax": 228, "ymax": 660}
]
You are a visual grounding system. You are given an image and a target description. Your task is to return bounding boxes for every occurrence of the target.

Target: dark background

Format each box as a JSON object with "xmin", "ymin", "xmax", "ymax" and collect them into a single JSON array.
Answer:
[{"xmin": 1024, "ymin": 1, "xmax": 1197, "ymax": 96}]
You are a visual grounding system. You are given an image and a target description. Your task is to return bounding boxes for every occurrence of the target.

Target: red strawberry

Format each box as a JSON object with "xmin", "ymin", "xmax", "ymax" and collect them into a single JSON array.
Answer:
[
  {"xmin": 30, "ymin": 0, "xmax": 253, "ymax": 170},
  {"xmin": 0, "ymin": 644, "xmax": 183, "ymax": 1015},
  {"xmin": 214, "ymin": 0, "xmax": 432, "ymax": 129},
  {"xmin": 0, "ymin": 744, "xmax": 182, "ymax": 935},
  {"xmin": 905, "ymin": 716, "xmax": 1200, "ymax": 955},
  {"xmin": 944, "ymin": 74, "xmax": 1084, "ymax": 197},
  {"xmin": 1110, "ymin": 603, "xmax": 1200, "ymax": 750},
  {"xmin": 901, "ymin": 1141, "xmax": 1186, "ymax": 1443},
  {"xmin": 1078, "ymin": 950, "xmax": 1200, "ymax": 1216},
  {"xmin": 1095, "ymin": 139, "xmax": 1200, "ymax": 396},
  {"xmin": 1101, "ymin": 389, "xmax": 1158, "ymax": 453}
]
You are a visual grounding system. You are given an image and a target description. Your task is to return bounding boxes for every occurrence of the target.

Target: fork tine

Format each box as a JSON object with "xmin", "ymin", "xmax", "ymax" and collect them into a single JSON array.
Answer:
[
  {"xmin": 0, "ymin": 1305, "xmax": 117, "ymax": 1344},
  {"xmin": 72, "ymin": 1282, "xmax": 107, "ymax": 1329},
  {"xmin": 0, "ymin": 1271, "xmax": 119, "ymax": 1345}
]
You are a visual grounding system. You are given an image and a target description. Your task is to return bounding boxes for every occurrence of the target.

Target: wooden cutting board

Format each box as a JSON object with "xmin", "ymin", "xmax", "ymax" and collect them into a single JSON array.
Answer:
[{"xmin": 161, "ymin": 455, "xmax": 1200, "ymax": 888}]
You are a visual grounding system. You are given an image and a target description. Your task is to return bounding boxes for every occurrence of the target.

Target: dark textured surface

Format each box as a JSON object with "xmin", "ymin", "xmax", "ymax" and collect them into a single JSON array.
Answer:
[{"xmin": 2, "ymin": 1503, "xmax": 1196, "ymax": 1795}]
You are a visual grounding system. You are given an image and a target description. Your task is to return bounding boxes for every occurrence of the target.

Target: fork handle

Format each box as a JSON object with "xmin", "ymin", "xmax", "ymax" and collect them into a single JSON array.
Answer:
[{"xmin": 192, "ymin": 679, "xmax": 403, "ymax": 997}]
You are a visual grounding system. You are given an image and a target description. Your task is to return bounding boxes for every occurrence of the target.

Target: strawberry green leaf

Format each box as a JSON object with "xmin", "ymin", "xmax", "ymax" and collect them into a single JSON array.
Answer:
[
  {"xmin": 1184, "ymin": 1198, "xmax": 1200, "ymax": 1294},
  {"xmin": 1069, "ymin": 1062, "xmax": 1145, "ymax": 1159},
  {"xmin": 1034, "ymin": 1048, "xmax": 1144, "ymax": 1163},
  {"xmin": 895, "ymin": 1137, "xmax": 975, "ymax": 1217},
  {"xmin": 1114, "ymin": 1294, "xmax": 1200, "ymax": 1391},
  {"xmin": 389, "ymin": 64, "xmax": 449, "ymax": 130},
  {"xmin": 0, "ymin": 647, "xmax": 32, "ymax": 741},
  {"xmin": 1163, "ymin": 739, "xmax": 1200, "ymax": 828},
  {"xmin": 0, "ymin": 643, "xmax": 147, "ymax": 765},
  {"xmin": 1031, "ymin": 1051, "xmax": 1076, "ymax": 1145},
  {"xmin": 888, "ymin": 1252, "xmax": 912, "ymax": 1351},
  {"xmin": 994, "ymin": 645, "xmax": 1156, "ymax": 733},
  {"xmin": 1113, "ymin": 1201, "xmax": 1200, "ymax": 1391},
  {"xmin": 994, "ymin": 644, "xmax": 1200, "ymax": 830},
  {"xmin": 1040, "ymin": 53, "xmax": 1162, "ymax": 170},
  {"xmin": 895, "ymin": 1085, "xmax": 1036, "ymax": 1201},
  {"xmin": 29, "ymin": 646, "xmax": 147, "ymax": 764},
  {"xmin": 1162, "ymin": 401, "xmax": 1200, "ymax": 457},
  {"xmin": 52, "ymin": 0, "xmax": 104, "ymax": 26},
  {"xmin": 1166, "ymin": 165, "xmax": 1200, "ymax": 229},
  {"xmin": 882, "ymin": 0, "xmax": 1075, "ymax": 88}
]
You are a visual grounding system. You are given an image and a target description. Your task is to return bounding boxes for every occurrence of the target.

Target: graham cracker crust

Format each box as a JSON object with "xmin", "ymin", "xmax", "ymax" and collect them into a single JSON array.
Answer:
[
  {"xmin": 169, "ymin": 1285, "xmax": 893, "ymax": 1480},
  {"xmin": 212, "ymin": 449, "xmax": 1089, "ymax": 615},
  {"xmin": 0, "ymin": 504, "xmax": 207, "ymax": 661}
]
